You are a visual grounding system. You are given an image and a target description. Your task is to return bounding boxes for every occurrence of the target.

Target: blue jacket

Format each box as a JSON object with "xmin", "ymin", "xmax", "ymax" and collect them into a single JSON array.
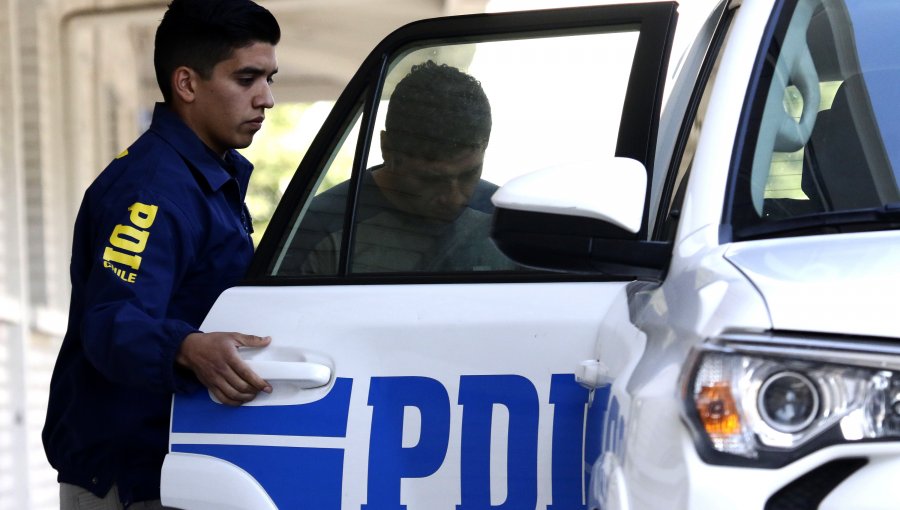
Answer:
[{"xmin": 43, "ymin": 103, "xmax": 256, "ymax": 505}]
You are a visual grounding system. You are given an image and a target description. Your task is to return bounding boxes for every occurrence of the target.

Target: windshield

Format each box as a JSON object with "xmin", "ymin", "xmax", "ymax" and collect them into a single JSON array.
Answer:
[{"xmin": 732, "ymin": 0, "xmax": 900, "ymax": 238}]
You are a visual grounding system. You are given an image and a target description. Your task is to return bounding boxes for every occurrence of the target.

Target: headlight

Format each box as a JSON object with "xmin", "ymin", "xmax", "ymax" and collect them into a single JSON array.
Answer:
[
  {"xmin": 757, "ymin": 371, "xmax": 819, "ymax": 433},
  {"xmin": 682, "ymin": 332, "xmax": 900, "ymax": 467}
]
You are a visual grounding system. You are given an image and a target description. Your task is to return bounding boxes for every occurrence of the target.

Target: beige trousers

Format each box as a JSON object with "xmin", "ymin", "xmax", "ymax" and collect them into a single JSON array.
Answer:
[{"xmin": 59, "ymin": 483, "xmax": 177, "ymax": 510}]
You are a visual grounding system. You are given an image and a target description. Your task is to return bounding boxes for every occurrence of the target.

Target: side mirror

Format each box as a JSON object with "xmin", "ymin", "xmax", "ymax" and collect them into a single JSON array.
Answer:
[
  {"xmin": 491, "ymin": 158, "xmax": 670, "ymax": 277},
  {"xmin": 492, "ymin": 157, "xmax": 647, "ymax": 233}
]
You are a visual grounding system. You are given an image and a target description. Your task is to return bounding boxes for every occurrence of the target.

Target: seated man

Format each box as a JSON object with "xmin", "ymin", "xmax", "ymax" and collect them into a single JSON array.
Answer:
[{"xmin": 287, "ymin": 60, "xmax": 514, "ymax": 274}]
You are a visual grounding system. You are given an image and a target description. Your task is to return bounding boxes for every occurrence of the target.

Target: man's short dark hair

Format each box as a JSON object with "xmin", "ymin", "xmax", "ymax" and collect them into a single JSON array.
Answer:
[
  {"xmin": 154, "ymin": 0, "xmax": 281, "ymax": 103},
  {"xmin": 384, "ymin": 60, "xmax": 492, "ymax": 160}
]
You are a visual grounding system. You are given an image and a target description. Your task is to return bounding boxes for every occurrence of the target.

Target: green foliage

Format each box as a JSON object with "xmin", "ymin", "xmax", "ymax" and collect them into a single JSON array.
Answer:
[{"xmin": 239, "ymin": 102, "xmax": 322, "ymax": 246}]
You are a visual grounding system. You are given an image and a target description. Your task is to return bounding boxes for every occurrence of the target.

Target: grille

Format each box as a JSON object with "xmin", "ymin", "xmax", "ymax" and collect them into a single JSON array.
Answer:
[{"xmin": 765, "ymin": 458, "xmax": 867, "ymax": 510}]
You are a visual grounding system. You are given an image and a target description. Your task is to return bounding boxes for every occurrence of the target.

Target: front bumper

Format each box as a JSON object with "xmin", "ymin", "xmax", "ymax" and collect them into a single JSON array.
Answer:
[{"xmin": 681, "ymin": 431, "xmax": 900, "ymax": 509}]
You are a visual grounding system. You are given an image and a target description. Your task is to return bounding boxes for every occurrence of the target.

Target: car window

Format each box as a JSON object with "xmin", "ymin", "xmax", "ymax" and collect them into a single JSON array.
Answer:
[
  {"xmin": 732, "ymin": 0, "xmax": 900, "ymax": 238},
  {"xmin": 269, "ymin": 106, "xmax": 364, "ymax": 276},
  {"xmin": 272, "ymin": 30, "xmax": 642, "ymax": 276}
]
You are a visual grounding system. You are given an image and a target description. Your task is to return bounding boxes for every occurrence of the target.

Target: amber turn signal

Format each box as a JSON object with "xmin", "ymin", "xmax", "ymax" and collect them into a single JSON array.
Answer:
[{"xmin": 695, "ymin": 382, "xmax": 741, "ymax": 436}]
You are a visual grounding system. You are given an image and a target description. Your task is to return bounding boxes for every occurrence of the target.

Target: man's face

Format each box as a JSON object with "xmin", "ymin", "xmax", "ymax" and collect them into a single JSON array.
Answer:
[
  {"xmin": 381, "ymin": 146, "xmax": 486, "ymax": 223},
  {"xmin": 190, "ymin": 42, "xmax": 278, "ymax": 156}
]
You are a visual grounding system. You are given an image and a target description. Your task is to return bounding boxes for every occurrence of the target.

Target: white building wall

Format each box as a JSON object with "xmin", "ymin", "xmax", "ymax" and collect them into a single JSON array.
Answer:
[
  {"xmin": 0, "ymin": 0, "xmax": 141, "ymax": 507},
  {"xmin": 1, "ymin": 0, "xmax": 38, "ymax": 507}
]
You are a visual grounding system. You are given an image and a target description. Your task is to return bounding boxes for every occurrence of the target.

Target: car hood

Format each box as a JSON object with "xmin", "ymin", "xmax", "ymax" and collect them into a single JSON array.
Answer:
[{"xmin": 724, "ymin": 231, "xmax": 900, "ymax": 340}]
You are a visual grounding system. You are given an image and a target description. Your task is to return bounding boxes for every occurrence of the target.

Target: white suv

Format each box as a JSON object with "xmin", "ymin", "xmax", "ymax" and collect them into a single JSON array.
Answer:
[{"xmin": 162, "ymin": 0, "xmax": 900, "ymax": 508}]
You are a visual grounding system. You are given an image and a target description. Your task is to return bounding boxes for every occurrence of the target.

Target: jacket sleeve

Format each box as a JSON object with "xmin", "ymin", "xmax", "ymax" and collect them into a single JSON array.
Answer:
[{"xmin": 80, "ymin": 192, "xmax": 203, "ymax": 393}]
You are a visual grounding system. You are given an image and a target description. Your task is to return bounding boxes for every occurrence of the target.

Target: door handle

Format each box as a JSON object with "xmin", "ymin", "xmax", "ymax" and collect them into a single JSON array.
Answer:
[{"xmin": 245, "ymin": 360, "xmax": 331, "ymax": 389}]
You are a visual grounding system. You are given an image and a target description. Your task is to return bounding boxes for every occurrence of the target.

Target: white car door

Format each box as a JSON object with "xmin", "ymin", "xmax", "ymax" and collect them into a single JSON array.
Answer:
[{"xmin": 163, "ymin": 4, "xmax": 677, "ymax": 509}]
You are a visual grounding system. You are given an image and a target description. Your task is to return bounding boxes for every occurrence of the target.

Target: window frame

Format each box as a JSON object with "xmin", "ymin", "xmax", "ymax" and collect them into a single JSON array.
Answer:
[
  {"xmin": 246, "ymin": 3, "xmax": 679, "ymax": 285},
  {"xmin": 651, "ymin": 0, "xmax": 734, "ymax": 242},
  {"xmin": 722, "ymin": 0, "xmax": 795, "ymax": 241}
]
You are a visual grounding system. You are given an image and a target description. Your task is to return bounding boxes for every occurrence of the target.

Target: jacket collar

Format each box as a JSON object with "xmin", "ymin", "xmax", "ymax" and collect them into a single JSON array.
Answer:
[{"xmin": 148, "ymin": 103, "xmax": 253, "ymax": 194}]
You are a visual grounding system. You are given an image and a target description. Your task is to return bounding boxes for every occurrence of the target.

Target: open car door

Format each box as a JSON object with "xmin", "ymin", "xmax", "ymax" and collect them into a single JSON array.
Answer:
[{"xmin": 162, "ymin": 3, "xmax": 677, "ymax": 509}]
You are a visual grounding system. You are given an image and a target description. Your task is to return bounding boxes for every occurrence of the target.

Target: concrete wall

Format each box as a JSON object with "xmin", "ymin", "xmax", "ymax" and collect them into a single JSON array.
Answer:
[{"xmin": 1, "ymin": 1, "xmax": 102, "ymax": 507}]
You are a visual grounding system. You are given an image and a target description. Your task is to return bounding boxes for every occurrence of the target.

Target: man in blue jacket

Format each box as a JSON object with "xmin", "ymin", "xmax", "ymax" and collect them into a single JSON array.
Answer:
[{"xmin": 43, "ymin": 1, "xmax": 280, "ymax": 508}]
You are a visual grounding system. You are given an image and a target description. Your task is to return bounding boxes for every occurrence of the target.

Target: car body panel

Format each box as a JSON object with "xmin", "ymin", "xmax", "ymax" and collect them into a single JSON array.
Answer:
[
  {"xmin": 167, "ymin": 283, "xmax": 633, "ymax": 509},
  {"xmin": 725, "ymin": 231, "xmax": 900, "ymax": 339},
  {"xmin": 594, "ymin": 236, "xmax": 771, "ymax": 509},
  {"xmin": 675, "ymin": 0, "xmax": 772, "ymax": 242}
]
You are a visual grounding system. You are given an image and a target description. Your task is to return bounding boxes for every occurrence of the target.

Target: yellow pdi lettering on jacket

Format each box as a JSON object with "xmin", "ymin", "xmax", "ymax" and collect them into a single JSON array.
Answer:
[{"xmin": 102, "ymin": 202, "xmax": 158, "ymax": 283}]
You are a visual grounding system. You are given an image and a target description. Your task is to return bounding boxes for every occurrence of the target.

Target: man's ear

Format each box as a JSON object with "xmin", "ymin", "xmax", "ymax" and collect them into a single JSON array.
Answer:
[{"xmin": 172, "ymin": 66, "xmax": 198, "ymax": 104}]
